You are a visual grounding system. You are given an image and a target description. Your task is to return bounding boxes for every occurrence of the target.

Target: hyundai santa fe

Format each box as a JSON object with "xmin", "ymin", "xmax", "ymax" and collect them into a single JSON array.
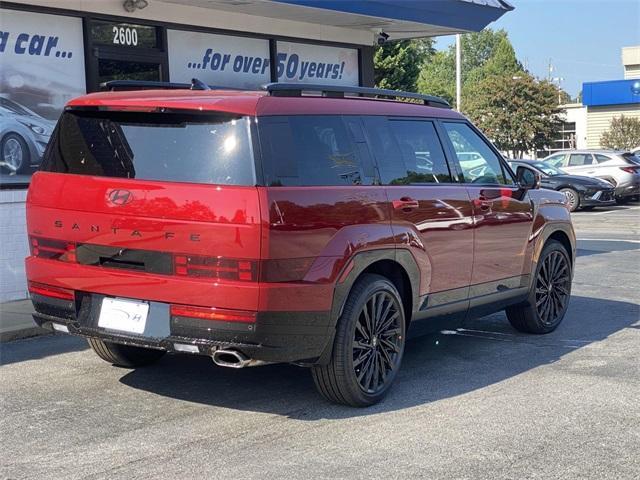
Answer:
[{"xmin": 26, "ymin": 81, "xmax": 575, "ymax": 407}]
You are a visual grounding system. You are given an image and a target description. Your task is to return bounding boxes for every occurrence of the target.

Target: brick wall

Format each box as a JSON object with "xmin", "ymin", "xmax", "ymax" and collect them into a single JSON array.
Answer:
[{"xmin": 0, "ymin": 189, "xmax": 29, "ymax": 302}]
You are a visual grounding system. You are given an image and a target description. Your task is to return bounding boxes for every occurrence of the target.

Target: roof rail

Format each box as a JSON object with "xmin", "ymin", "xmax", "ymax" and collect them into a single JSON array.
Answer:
[
  {"xmin": 100, "ymin": 78, "xmax": 236, "ymax": 92},
  {"xmin": 262, "ymin": 83, "xmax": 451, "ymax": 109}
]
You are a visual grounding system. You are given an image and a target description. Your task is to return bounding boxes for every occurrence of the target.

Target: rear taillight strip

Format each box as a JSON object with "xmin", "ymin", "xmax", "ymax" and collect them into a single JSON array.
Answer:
[
  {"xmin": 28, "ymin": 282, "xmax": 75, "ymax": 301},
  {"xmin": 174, "ymin": 254, "xmax": 257, "ymax": 282}
]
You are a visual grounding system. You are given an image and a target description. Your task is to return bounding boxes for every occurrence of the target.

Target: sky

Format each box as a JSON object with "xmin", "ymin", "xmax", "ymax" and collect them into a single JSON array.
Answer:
[{"xmin": 434, "ymin": 0, "xmax": 640, "ymax": 97}]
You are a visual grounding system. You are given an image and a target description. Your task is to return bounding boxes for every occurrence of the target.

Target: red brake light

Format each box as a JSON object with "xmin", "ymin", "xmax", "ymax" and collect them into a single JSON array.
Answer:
[
  {"xmin": 620, "ymin": 166, "xmax": 639, "ymax": 174},
  {"xmin": 173, "ymin": 254, "xmax": 257, "ymax": 282},
  {"xmin": 29, "ymin": 237, "xmax": 77, "ymax": 263},
  {"xmin": 28, "ymin": 282, "xmax": 75, "ymax": 301},
  {"xmin": 170, "ymin": 304, "xmax": 256, "ymax": 323}
]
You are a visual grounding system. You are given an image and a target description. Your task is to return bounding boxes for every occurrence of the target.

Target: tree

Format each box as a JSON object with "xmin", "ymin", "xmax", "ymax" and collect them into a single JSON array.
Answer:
[
  {"xmin": 374, "ymin": 39, "xmax": 435, "ymax": 92},
  {"xmin": 600, "ymin": 116, "xmax": 640, "ymax": 150},
  {"xmin": 464, "ymin": 73, "xmax": 562, "ymax": 158},
  {"xmin": 375, "ymin": 39, "xmax": 434, "ymax": 91}
]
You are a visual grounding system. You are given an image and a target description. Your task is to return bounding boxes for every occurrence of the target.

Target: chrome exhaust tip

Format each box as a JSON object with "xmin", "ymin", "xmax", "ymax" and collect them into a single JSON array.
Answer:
[{"xmin": 211, "ymin": 349, "xmax": 269, "ymax": 368}]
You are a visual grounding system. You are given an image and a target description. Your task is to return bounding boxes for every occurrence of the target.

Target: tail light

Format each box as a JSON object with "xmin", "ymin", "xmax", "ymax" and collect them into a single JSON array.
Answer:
[
  {"xmin": 30, "ymin": 237, "xmax": 77, "ymax": 263},
  {"xmin": 28, "ymin": 281, "xmax": 75, "ymax": 301},
  {"xmin": 174, "ymin": 254, "xmax": 257, "ymax": 282},
  {"xmin": 170, "ymin": 304, "xmax": 256, "ymax": 323},
  {"xmin": 619, "ymin": 166, "xmax": 639, "ymax": 174}
]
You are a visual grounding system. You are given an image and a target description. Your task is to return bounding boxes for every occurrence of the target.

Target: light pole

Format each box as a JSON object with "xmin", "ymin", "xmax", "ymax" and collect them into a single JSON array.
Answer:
[{"xmin": 456, "ymin": 34, "xmax": 462, "ymax": 112}]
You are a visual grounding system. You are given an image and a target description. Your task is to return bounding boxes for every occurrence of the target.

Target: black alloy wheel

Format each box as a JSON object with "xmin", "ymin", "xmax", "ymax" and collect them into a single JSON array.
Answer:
[
  {"xmin": 506, "ymin": 239, "xmax": 572, "ymax": 334},
  {"xmin": 352, "ymin": 290, "xmax": 403, "ymax": 394},
  {"xmin": 534, "ymin": 250, "xmax": 571, "ymax": 326},
  {"xmin": 312, "ymin": 273, "xmax": 406, "ymax": 407}
]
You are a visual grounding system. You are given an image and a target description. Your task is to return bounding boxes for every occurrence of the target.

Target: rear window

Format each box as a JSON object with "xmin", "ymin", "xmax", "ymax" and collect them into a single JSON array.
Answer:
[{"xmin": 41, "ymin": 111, "xmax": 255, "ymax": 185}]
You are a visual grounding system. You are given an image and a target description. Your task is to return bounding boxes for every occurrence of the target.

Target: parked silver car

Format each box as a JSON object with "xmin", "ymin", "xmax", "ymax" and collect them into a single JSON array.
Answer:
[
  {"xmin": 543, "ymin": 150, "xmax": 640, "ymax": 203},
  {"xmin": 0, "ymin": 96, "xmax": 55, "ymax": 174}
]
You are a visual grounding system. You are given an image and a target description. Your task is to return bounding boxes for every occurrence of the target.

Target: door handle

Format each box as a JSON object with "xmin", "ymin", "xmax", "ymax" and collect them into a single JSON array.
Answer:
[{"xmin": 392, "ymin": 197, "xmax": 419, "ymax": 211}]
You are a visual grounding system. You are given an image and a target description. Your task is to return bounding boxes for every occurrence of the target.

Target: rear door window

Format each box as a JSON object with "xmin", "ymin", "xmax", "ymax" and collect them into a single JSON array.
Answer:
[
  {"xmin": 258, "ymin": 115, "xmax": 370, "ymax": 186},
  {"xmin": 42, "ymin": 111, "xmax": 255, "ymax": 185},
  {"xmin": 568, "ymin": 153, "xmax": 593, "ymax": 166}
]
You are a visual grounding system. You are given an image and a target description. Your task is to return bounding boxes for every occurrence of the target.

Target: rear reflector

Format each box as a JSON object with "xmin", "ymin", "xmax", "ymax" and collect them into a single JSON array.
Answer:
[
  {"xmin": 28, "ymin": 282, "xmax": 75, "ymax": 301},
  {"xmin": 52, "ymin": 323, "xmax": 70, "ymax": 333},
  {"xmin": 173, "ymin": 343, "xmax": 200, "ymax": 353},
  {"xmin": 170, "ymin": 304, "xmax": 257, "ymax": 323}
]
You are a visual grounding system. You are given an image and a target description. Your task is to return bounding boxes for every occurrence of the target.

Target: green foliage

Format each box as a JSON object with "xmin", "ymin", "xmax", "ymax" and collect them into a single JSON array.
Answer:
[
  {"xmin": 600, "ymin": 116, "xmax": 640, "ymax": 150},
  {"xmin": 374, "ymin": 39, "xmax": 435, "ymax": 92},
  {"xmin": 464, "ymin": 73, "xmax": 562, "ymax": 158}
]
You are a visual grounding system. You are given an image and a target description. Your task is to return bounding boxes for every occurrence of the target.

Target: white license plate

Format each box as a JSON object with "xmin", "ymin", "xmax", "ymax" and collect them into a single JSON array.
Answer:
[{"xmin": 98, "ymin": 297, "xmax": 149, "ymax": 334}]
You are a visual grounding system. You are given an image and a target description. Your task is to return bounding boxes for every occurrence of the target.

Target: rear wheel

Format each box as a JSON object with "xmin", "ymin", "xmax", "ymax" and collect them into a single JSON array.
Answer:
[
  {"xmin": 506, "ymin": 240, "xmax": 571, "ymax": 334},
  {"xmin": 312, "ymin": 274, "xmax": 406, "ymax": 407},
  {"xmin": 88, "ymin": 338, "xmax": 165, "ymax": 367},
  {"xmin": 559, "ymin": 188, "xmax": 579, "ymax": 212}
]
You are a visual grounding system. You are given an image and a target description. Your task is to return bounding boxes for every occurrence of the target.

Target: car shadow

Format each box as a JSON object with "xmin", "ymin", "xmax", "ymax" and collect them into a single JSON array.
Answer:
[
  {"xmin": 0, "ymin": 333, "xmax": 88, "ymax": 365},
  {"xmin": 577, "ymin": 239, "xmax": 639, "ymax": 257},
  {"xmin": 118, "ymin": 295, "xmax": 639, "ymax": 419}
]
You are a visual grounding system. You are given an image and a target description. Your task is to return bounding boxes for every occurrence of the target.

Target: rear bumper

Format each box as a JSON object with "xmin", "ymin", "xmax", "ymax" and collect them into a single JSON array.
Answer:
[{"xmin": 31, "ymin": 291, "xmax": 333, "ymax": 364}]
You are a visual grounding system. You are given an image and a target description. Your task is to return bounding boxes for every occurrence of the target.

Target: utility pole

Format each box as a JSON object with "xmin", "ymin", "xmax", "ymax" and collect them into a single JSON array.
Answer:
[{"xmin": 456, "ymin": 34, "xmax": 461, "ymax": 112}]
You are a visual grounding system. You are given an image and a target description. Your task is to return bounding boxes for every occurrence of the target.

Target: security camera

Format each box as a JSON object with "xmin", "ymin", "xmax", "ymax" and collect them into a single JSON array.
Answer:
[{"xmin": 375, "ymin": 31, "xmax": 389, "ymax": 46}]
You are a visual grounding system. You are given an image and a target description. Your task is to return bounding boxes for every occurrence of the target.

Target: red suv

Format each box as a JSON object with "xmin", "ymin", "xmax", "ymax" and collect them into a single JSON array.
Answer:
[{"xmin": 26, "ymin": 81, "xmax": 575, "ymax": 407}]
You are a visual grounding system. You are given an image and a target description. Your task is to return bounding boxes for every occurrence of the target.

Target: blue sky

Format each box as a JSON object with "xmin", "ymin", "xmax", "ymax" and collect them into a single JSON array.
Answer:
[{"xmin": 435, "ymin": 0, "xmax": 640, "ymax": 97}]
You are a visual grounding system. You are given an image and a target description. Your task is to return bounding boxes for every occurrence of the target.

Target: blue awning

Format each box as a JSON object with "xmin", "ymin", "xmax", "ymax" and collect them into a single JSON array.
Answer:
[{"xmin": 267, "ymin": 0, "xmax": 514, "ymax": 39}]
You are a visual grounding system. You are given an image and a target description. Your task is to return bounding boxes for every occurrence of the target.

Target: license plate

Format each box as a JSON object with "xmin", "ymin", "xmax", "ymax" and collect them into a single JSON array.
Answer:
[{"xmin": 98, "ymin": 297, "xmax": 149, "ymax": 334}]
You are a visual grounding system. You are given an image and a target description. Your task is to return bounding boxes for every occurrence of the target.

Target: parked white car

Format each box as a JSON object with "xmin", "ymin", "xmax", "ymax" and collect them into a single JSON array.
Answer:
[{"xmin": 543, "ymin": 150, "xmax": 640, "ymax": 203}]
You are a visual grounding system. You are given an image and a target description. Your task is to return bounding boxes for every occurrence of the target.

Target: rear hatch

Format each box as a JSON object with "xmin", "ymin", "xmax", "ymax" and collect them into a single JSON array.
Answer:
[{"xmin": 26, "ymin": 108, "xmax": 261, "ymax": 310}]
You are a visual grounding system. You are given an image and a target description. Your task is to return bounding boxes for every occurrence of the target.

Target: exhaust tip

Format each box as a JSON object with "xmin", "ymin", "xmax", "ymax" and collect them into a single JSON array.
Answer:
[{"xmin": 212, "ymin": 349, "xmax": 250, "ymax": 368}]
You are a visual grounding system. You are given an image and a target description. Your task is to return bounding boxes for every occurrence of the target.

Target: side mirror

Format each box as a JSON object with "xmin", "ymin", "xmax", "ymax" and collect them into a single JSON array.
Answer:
[{"xmin": 516, "ymin": 165, "xmax": 541, "ymax": 190}]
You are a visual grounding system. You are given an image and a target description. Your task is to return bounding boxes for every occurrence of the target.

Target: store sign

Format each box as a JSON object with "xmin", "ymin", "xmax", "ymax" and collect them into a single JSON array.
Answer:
[
  {"xmin": 167, "ymin": 30, "xmax": 360, "ymax": 89},
  {"xmin": 90, "ymin": 20, "xmax": 159, "ymax": 49},
  {"xmin": 0, "ymin": 8, "xmax": 85, "ymax": 180},
  {"xmin": 168, "ymin": 30, "xmax": 271, "ymax": 89},
  {"xmin": 276, "ymin": 41, "xmax": 359, "ymax": 86}
]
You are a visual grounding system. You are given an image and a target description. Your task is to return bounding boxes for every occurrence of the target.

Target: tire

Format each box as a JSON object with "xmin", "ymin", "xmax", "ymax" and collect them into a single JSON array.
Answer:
[
  {"xmin": 559, "ymin": 188, "xmax": 579, "ymax": 212},
  {"xmin": 311, "ymin": 274, "xmax": 406, "ymax": 407},
  {"xmin": 1, "ymin": 133, "xmax": 30, "ymax": 174},
  {"xmin": 506, "ymin": 240, "xmax": 572, "ymax": 334},
  {"xmin": 88, "ymin": 338, "xmax": 165, "ymax": 367},
  {"xmin": 615, "ymin": 197, "xmax": 629, "ymax": 205}
]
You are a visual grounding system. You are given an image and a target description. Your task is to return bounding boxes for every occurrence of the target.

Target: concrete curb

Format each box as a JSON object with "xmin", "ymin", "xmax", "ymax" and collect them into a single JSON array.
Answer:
[{"xmin": 0, "ymin": 299, "xmax": 50, "ymax": 343}]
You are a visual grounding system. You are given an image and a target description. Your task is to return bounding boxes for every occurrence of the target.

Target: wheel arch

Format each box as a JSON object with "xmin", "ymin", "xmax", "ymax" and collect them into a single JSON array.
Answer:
[{"xmin": 316, "ymin": 249, "xmax": 420, "ymax": 365}]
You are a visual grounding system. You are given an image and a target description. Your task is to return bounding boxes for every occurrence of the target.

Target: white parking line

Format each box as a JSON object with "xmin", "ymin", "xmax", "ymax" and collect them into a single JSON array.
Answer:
[
  {"xmin": 588, "ymin": 206, "xmax": 640, "ymax": 215},
  {"xmin": 577, "ymin": 238, "xmax": 640, "ymax": 243}
]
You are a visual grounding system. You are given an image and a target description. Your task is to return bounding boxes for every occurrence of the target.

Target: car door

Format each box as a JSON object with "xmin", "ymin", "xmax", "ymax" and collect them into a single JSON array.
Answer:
[
  {"xmin": 440, "ymin": 121, "xmax": 534, "ymax": 303},
  {"xmin": 362, "ymin": 116, "xmax": 474, "ymax": 315},
  {"xmin": 564, "ymin": 152, "xmax": 595, "ymax": 175}
]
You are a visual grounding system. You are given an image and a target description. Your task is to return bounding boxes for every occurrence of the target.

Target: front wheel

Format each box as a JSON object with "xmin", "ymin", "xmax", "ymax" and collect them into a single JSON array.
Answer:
[
  {"xmin": 1, "ymin": 133, "xmax": 30, "ymax": 174},
  {"xmin": 506, "ymin": 240, "xmax": 572, "ymax": 334},
  {"xmin": 559, "ymin": 188, "xmax": 580, "ymax": 212},
  {"xmin": 311, "ymin": 274, "xmax": 406, "ymax": 407}
]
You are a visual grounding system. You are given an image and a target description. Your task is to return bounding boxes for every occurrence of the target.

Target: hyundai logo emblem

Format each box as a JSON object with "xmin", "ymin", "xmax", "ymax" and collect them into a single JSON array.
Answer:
[{"xmin": 108, "ymin": 189, "xmax": 133, "ymax": 206}]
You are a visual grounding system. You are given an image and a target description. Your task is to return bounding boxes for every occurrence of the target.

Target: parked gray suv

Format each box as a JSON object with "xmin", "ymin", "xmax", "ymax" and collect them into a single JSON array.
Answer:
[{"xmin": 543, "ymin": 150, "xmax": 640, "ymax": 203}]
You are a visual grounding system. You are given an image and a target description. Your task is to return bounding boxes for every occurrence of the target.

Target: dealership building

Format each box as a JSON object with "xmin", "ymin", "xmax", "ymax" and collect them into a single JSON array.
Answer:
[{"xmin": 0, "ymin": 0, "xmax": 513, "ymax": 303}]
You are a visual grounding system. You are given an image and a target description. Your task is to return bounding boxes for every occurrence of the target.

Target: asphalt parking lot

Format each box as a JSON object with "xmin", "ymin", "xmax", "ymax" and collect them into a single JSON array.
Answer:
[{"xmin": 1, "ymin": 202, "xmax": 639, "ymax": 480}]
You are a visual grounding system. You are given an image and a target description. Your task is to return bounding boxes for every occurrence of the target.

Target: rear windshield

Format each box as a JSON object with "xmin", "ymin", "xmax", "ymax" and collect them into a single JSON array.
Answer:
[{"xmin": 41, "ymin": 111, "xmax": 255, "ymax": 185}]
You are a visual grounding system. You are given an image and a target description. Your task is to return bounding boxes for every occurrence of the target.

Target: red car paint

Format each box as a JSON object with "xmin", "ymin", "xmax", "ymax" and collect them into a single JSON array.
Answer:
[{"xmin": 26, "ymin": 87, "xmax": 575, "ymax": 369}]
